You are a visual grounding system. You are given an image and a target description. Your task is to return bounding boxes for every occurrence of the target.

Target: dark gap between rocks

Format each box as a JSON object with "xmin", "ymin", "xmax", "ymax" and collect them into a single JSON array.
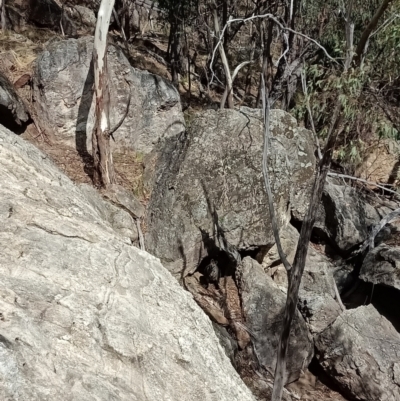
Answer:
[
  {"xmin": 308, "ymin": 357, "xmax": 354, "ymax": 401},
  {"xmin": 344, "ymin": 280, "xmax": 400, "ymax": 333},
  {"xmin": 0, "ymin": 104, "xmax": 30, "ymax": 135}
]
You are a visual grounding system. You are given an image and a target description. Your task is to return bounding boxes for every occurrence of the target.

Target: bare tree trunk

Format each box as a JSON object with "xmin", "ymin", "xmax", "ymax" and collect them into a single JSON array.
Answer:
[
  {"xmin": 270, "ymin": 99, "xmax": 342, "ymax": 401},
  {"xmin": 355, "ymin": 0, "xmax": 394, "ymax": 65},
  {"xmin": 92, "ymin": 0, "xmax": 116, "ymax": 188},
  {"xmin": 0, "ymin": 0, "xmax": 6, "ymax": 31},
  {"xmin": 212, "ymin": 5, "xmax": 234, "ymax": 109}
]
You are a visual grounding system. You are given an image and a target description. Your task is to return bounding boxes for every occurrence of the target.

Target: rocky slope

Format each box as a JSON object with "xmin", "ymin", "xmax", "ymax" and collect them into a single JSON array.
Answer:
[{"xmin": 0, "ymin": 124, "xmax": 256, "ymax": 401}]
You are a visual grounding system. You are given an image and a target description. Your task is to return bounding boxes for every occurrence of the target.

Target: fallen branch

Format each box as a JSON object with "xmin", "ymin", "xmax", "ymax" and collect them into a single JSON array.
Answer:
[{"xmin": 327, "ymin": 172, "xmax": 400, "ymax": 198}]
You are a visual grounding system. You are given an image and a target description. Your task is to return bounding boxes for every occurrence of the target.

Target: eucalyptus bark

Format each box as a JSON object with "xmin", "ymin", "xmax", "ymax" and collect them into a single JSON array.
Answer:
[{"xmin": 92, "ymin": 0, "xmax": 116, "ymax": 188}]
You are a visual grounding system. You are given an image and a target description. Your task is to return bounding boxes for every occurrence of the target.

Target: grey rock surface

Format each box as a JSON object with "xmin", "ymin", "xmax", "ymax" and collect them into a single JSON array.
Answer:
[
  {"xmin": 79, "ymin": 183, "xmax": 139, "ymax": 243},
  {"xmin": 33, "ymin": 36, "xmax": 185, "ymax": 155},
  {"xmin": 0, "ymin": 124, "xmax": 256, "ymax": 401},
  {"xmin": 262, "ymin": 223, "xmax": 299, "ymax": 269},
  {"xmin": 314, "ymin": 178, "xmax": 381, "ymax": 253},
  {"xmin": 238, "ymin": 257, "xmax": 313, "ymax": 383},
  {"xmin": 146, "ymin": 108, "xmax": 315, "ymax": 276},
  {"xmin": 315, "ymin": 305, "xmax": 400, "ymax": 401},
  {"xmin": 360, "ymin": 244, "xmax": 400, "ymax": 290},
  {"xmin": 264, "ymin": 226, "xmax": 342, "ymax": 335},
  {"xmin": 0, "ymin": 71, "xmax": 30, "ymax": 131},
  {"xmin": 296, "ymin": 249, "xmax": 342, "ymax": 334}
]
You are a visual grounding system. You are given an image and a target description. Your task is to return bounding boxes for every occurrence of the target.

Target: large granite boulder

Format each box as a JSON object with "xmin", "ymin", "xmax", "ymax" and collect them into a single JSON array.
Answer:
[
  {"xmin": 315, "ymin": 305, "xmax": 400, "ymax": 401},
  {"xmin": 145, "ymin": 108, "xmax": 315, "ymax": 277},
  {"xmin": 33, "ymin": 36, "xmax": 185, "ymax": 155},
  {"xmin": 0, "ymin": 71, "xmax": 30, "ymax": 133},
  {"xmin": 0, "ymin": 124, "xmax": 255, "ymax": 401},
  {"xmin": 238, "ymin": 257, "xmax": 313, "ymax": 383}
]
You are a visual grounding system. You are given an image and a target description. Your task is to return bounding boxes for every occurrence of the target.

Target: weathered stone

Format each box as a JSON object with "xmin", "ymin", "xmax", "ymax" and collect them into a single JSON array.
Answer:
[
  {"xmin": 360, "ymin": 244, "xmax": 400, "ymax": 290},
  {"xmin": 315, "ymin": 305, "xmax": 400, "ymax": 401},
  {"xmin": 79, "ymin": 183, "xmax": 139, "ymax": 243},
  {"xmin": 0, "ymin": 71, "xmax": 30, "ymax": 133},
  {"xmin": 268, "ymin": 244, "xmax": 342, "ymax": 335},
  {"xmin": 146, "ymin": 108, "xmax": 315, "ymax": 277},
  {"xmin": 33, "ymin": 37, "xmax": 185, "ymax": 155},
  {"xmin": 67, "ymin": 5, "xmax": 96, "ymax": 30},
  {"xmin": 102, "ymin": 183, "xmax": 146, "ymax": 219},
  {"xmin": 0, "ymin": 124, "xmax": 256, "ymax": 401},
  {"xmin": 314, "ymin": 178, "xmax": 381, "ymax": 253},
  {"xmin": 238, "ymin": 257, "xmax": 313, "ymax": 383},
  {"xmin": 262, "ymin": 223, "xmax": 299, "ymax": 269}
]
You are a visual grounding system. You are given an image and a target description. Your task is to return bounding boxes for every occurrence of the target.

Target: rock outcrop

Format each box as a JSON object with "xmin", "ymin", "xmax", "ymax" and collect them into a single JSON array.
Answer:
[
  {"xmin": 146, "ymin": 108, "xmax": 315, "ymax": 277},
  {"xmin": 238, "ymin": 257, "xmax": 313, "ymax": 383},
  {"xmin": 315, "ymin": 305, "xmax": 400, "ymax": 401},
  {"xmin": 0, "ymin": 124, "xmax": 256, "ymax": 401},
  {"xmin": 33, "ymin": 36, "xmax": 185, "ymax": 155}
]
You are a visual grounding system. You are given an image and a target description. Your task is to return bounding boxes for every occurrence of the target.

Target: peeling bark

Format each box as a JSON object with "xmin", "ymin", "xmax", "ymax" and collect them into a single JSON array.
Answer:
[{"xmin": 92, "ymin": 0, "xmax": 116, "ymax": 188}]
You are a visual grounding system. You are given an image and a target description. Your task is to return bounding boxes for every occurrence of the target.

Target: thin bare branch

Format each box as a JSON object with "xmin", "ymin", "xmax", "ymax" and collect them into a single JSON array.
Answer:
[
  {"xmin": 220, "ymin": 60, "xmax": 252, "ymax": 109},
  {"xmin": 261, "ymin": 74, "xmax": 292, "ymax": 273},
  {"xmin": 212, "ymin": 4, "xmax": 234, "ymax": 109},
  {"xmin": 327, "ymin": 172, "xmax": 400, "ymax": 198},
  {"xmin": 209, "ymin": 12, "xmax": 338, "ymax": 87},
  {"xmin": 301, "ymin": 69, "xmax": 322, "ymax": 160}
]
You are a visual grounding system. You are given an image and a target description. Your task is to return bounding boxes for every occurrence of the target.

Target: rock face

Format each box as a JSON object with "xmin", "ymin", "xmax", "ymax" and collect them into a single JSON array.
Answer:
[
  {"xmin": 360, "ymin": 244, "xmax": 400, "ymax": 290},
  {"xmin": 0, "ymin": 72, "xmax": 30, "ymax": 133},
  {"xmin": 33, "ymin": 36, "xmax": 185, "ymax": 155},
  {"xmin": 314, "ymin": 178, "xmax": 380, "ymax": 253},
  {"xmin": 315, "ymin": 305, "xmax": 400, "ymax": 401},
  {"xmin": 146, "ymin": 108, "xmax": 315, "ymax": 276},
  {"xmin": 238, "ymin": 257, "xmax": 313, "ymax": 383},
  {"xmin": 0, "ymin": 125, "xmax": 256, "ymax": 401}
]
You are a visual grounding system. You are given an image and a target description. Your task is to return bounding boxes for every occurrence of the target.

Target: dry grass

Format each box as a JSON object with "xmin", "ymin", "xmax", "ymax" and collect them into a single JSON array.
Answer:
[{"xmin": 22, "ymin": 126, "xmax": 149, "ymax": 206}]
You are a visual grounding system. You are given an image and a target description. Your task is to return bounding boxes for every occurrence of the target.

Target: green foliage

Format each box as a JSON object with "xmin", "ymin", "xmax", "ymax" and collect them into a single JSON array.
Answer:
[{"xmin": 291, "ymin": 0, "xmax": 400, "ymax": 168}]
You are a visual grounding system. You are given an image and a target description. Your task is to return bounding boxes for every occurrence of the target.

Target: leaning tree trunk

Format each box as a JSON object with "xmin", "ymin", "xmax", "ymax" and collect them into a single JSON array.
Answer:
[{"xmin": 92, "ymin": 0, "xmax": 116, "ymax": 188}]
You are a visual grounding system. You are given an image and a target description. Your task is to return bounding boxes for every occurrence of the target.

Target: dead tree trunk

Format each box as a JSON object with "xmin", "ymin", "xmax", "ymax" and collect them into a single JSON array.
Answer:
[
  {"xmin": 212, "ymin": 4, "xmax": 234, "ymax": 109},
  {"xmin": 92, "ymin": 0, "xmax": 116, "ymax": 188},
  {"xmin": 270, "ymin": 99, "xmax": 342, "ymax": 401}
]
